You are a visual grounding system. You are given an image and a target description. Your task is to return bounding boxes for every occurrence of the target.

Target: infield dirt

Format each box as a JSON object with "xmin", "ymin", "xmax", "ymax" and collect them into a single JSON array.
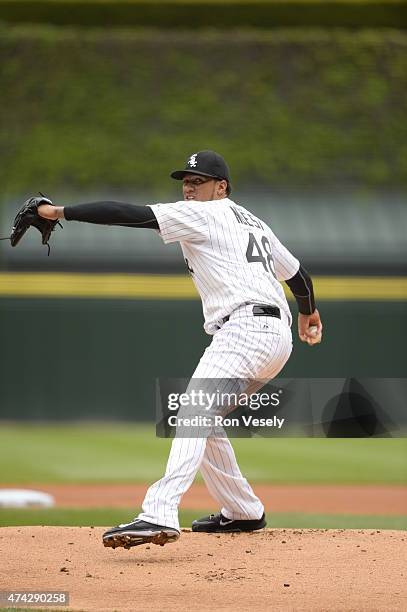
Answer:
[
  {"xmin": 0, "ymin": 526, "xmax": 405, "ymax": 611},
  {"xmin": 23, "ymin": 482, "xmax": 407, "ymax": 515}
]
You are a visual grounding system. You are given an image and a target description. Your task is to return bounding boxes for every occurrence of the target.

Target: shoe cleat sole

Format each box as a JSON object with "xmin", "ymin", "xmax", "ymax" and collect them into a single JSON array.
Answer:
[{"xmin": 103, "ymin": 530, "xmax": 179, "ymax": 549}]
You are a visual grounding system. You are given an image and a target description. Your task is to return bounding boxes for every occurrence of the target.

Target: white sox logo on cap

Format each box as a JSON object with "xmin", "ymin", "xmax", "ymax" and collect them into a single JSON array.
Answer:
[{"xmin": 188, "ymin": 153, "xmax": 198, "ymax": 168}]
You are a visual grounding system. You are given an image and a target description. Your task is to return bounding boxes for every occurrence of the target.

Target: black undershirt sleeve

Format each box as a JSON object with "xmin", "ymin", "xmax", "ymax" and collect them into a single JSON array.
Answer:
[
  {"xmin": 285, "ymin": 265, "xmax": 316, "ymax": 315},
  {"xmin": 64, "ymin": 201, "xmax": 159, "ymax": 229}
]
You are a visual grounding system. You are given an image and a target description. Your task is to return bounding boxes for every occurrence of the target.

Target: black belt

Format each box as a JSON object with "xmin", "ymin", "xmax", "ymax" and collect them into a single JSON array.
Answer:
[{"xmin": 222, "ymin": 304, "xmax": 281, "ymax": 325}]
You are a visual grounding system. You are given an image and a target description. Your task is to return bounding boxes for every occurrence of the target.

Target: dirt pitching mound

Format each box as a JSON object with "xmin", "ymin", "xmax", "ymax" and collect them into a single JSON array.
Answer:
[{"xmin": 0, "ymin": 527, "xmax": 405, "ymax": 611}]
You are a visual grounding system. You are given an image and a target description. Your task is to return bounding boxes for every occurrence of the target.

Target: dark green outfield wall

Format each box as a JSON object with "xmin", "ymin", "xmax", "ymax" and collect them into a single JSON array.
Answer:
[
  {"xmin": 1, "ymin": 26, "xmax": 406, "ymax": 197},
  {"xmin": 0, "ymin": 298, "xmax": 405, "ymax": 420}
]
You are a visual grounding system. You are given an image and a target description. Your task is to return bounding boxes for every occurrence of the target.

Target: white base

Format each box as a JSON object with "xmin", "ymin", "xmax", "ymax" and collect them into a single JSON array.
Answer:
[{"xmin": 0, "ymin": 489, "xmax": 55, "ymax": 508}]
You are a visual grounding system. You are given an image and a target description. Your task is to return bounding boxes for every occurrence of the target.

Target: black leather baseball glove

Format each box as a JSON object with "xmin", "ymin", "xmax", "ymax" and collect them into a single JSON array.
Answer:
[{"xmin": 1, "ymin": 193, "xmax": 62, "ymax": 255}]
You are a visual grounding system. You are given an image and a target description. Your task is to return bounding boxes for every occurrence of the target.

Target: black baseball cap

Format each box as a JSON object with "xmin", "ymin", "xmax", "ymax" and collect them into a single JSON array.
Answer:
[{"xmin": 171, "ymin": 150, "xmax": 231, "ymax": 189}]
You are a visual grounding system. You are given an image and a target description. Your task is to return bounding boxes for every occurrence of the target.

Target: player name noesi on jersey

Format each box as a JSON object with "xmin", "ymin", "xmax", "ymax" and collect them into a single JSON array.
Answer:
[
  {"xmin": 168, "ymin": 414, "xmax": 285, "ymax": 430},
  {"xmin": 230, "ymin": 204, "xmax": 264, "ymax": 230}
]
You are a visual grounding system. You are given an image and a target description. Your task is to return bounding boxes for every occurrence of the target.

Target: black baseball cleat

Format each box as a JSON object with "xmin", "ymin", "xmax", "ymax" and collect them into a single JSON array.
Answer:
[
  {"xmin": 102, "ymin": 519, "xmax": 180, "ymax": 549},
  {"xmin": 192, "ymin": 512, "xmax": 266, "ymax": 533}
]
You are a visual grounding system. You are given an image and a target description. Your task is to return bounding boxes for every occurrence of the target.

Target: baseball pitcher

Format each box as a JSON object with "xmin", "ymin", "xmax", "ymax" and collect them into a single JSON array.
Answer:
[{"xmin": 5, "ymin": 150, "xmax": 322, "ymax": 548}]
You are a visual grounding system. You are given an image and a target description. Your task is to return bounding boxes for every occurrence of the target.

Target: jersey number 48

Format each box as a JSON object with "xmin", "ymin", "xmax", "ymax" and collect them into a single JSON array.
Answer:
[{"xmin": 246, "ymin": 232, "xmax": 276, "ymax": 277}]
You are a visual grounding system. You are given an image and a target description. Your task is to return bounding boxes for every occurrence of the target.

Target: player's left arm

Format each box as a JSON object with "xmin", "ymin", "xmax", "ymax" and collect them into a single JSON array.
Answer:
[{"xmin": 285, "ymin": 265, "xmax": 322, "ymax": 346}]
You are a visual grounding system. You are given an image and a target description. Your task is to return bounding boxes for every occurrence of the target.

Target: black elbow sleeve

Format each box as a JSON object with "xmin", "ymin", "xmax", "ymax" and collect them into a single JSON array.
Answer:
[{"xmin": 285, "ymin": 265, "xmax": 316, "ymax": 315}]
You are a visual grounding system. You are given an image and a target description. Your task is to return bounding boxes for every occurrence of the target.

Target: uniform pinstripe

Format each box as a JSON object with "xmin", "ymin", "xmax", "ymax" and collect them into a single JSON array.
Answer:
[{"xmin": 138, "ymin": 198, "xmax": 297, "ymax": 530}]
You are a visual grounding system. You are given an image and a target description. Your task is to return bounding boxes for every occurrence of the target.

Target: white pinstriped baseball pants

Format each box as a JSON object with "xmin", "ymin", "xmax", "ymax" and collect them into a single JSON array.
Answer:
[{"xmin": 138, "ymin": 305, "xmax": 293, "ymax": 530}]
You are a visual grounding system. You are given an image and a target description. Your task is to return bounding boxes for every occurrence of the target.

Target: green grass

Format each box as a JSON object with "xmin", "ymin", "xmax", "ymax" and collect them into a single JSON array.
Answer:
[
  {"xmin": 0, "ymin": 424, "xmax": 406, "ymax": 484},
  {"xmin": 0, "ymin": 507, "xmax": 404, "ymax": 530}
]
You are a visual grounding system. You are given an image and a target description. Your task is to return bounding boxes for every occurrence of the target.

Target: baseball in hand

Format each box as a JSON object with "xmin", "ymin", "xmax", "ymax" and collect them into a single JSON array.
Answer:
[
  {"xmin": 307, "ymin": 325, "xmax": 321, "ymax": 345},
  {"xmin": 307, "ymin": 325, "xmax": 322, "ymax": 346}
]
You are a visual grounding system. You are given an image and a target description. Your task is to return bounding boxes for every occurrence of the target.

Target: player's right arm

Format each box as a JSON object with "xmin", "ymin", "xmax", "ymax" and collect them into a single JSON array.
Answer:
[
  {"xmin": 37, "ymin": 201, "xmax": 159, "ymax": 229},
  {"xmin": 285, "ymin": 266, "xmax": 322, "ymax": 346},
  {"xmin": 268, "ymin": 227, "xmax": 322, "ymax": 346}
]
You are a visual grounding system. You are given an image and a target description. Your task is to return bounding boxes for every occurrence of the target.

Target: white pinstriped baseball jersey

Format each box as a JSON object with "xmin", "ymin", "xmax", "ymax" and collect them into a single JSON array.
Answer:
[{"xmin": 149, "ymin": 198, "xmax": 300, "ymax": 333}]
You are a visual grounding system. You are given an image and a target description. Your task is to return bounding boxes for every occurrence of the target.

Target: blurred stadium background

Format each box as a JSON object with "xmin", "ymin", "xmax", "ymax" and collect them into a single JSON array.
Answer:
[{"xmin": 0, "ymin": 1, "xmax": 405, "ymax": 528}]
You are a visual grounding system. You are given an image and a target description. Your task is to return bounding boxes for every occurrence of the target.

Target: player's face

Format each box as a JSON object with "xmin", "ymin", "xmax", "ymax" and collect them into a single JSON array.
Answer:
[{"xmin": 182, "ymin": 174, "xmax": 226, "ymax": 201}]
